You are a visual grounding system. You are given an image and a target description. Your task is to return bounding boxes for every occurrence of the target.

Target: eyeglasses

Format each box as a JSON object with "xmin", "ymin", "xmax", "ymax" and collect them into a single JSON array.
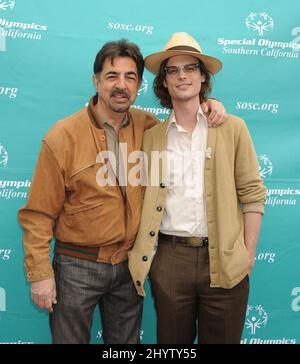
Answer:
[{"xmin": 164, "ymin": 63, "xmax": 200, "ymax": 77}]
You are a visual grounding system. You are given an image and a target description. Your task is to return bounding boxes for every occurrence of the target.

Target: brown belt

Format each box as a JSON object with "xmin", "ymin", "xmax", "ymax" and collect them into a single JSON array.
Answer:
[{"xmin": 158, "ymin": 232, "xmax": 208, "ymax": 247}]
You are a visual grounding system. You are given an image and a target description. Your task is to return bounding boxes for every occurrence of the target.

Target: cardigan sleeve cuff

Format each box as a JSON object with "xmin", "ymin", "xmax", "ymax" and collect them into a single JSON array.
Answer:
[{"xmin": 242, "ymin": 202, "xmax": 265, "ymax": 215}]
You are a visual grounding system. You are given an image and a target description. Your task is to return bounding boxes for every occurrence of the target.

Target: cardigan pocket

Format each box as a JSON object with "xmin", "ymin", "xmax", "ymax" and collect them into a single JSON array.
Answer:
[{"xmin": 221, "ymin": 237, "xmax": 250, "ymax": 282}]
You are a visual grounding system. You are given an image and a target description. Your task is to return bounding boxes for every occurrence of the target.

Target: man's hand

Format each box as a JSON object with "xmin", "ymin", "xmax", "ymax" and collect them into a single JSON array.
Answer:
[
  {"xmin": 201, "ymin": 98, "xmax": 227, "ymax": 127},
  {"xmin": 30, "ymin": 277, "xmax": 57, "ymax": 313}
]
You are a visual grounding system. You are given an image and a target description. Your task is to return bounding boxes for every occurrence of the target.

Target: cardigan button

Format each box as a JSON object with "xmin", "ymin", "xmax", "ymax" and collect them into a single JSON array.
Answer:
[
  {"xmin": 136, "ymin": 281, "xmax": 141, "ymax": 287},
  {"xmin": 142, "ymin": 256, "xmax": 148, "ymax": 262},
  {"xmin": 160, "ymin": 183, "xmax": 166, "ymax": 189},
  {"xmin": 156, "ymin": 206, "xmax": 162, "ymax": 212},
  {"xmin": 149, "ymin": 231, "xmax": 155, "ymax": 237}
]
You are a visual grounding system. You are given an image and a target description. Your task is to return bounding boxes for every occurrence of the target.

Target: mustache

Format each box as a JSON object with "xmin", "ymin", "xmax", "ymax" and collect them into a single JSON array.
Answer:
[{"xmin": 110, "ymin": 89, "xmax": 130, "ymax": 99}]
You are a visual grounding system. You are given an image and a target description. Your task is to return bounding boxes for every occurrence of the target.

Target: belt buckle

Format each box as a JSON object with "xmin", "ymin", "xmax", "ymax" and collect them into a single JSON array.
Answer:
[{"xmin": 190, "ymin": 237, "xmax": 203, "ymax": 247}]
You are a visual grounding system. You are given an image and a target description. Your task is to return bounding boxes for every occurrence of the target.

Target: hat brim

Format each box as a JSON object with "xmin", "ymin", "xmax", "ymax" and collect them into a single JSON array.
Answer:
[{"xmin": 145, "ymin": 50, "xmax": 222, "ymax": 75}]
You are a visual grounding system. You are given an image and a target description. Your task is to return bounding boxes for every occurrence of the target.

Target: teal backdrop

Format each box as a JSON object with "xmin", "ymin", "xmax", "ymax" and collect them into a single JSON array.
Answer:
[{"xmin": 0, "ymin": 0, "xmax": 299, "ymax": 344}]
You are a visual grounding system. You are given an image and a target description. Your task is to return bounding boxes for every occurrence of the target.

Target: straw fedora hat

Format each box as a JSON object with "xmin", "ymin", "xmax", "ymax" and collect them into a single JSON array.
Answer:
[{"xmin": 145, "ymin": 32, "xmax": 222, "ymax": 75}]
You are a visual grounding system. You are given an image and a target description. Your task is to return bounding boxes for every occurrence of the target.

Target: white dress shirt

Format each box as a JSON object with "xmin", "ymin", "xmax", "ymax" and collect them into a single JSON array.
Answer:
[{"xmin": 160, "ymin": 107, "xmax": 208, "ymax": 237}]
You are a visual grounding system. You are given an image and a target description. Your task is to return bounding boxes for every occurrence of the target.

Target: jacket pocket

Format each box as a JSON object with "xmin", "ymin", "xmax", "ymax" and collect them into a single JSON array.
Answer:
[
  {"xmin": 64, "ymin": 202, "xmax": 103, "ymax": 218},
  {"xmin": 65, "ymin": 162, "xmax": 110, "ymax": 215},
  {"xmin": 69, "ymin": 163, "xmax": 97, "ymax": 180},
  {"xmin": 221, "ymin": 237, "xmax": 250, "ymax": 282},
  {"xmin": 67, "ymin": 162, "xmax": 105, "ymax": 196}
]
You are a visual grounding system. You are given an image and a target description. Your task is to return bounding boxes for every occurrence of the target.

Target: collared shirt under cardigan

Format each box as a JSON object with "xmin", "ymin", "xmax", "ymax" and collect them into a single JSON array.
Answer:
[
  {"xmin": 160, "ymin": 107, "xmax": 208, "ymax": 237},
  {"xmin": 128, "ymin": 113, "xmax": 266, "ymax": 296}
]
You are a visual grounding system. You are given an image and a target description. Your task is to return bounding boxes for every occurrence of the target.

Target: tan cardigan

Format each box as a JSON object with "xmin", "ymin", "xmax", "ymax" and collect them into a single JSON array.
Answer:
[
  {"xmin": 19, "ymin": 99, "xmax": 158, "ymax": 282},
  {"xmin": 128, "ymin": 114, "xmax": 266, "ymax": 296}
]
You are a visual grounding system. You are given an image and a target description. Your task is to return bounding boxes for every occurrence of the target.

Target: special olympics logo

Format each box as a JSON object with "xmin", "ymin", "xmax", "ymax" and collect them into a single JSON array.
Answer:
[
  {"xmin": 0, "ymin": 143, "xmax": 8, "ymax": 168},
  {"xmin": 137, "ymin": 76, "xmax": 148, "ymax": 96},
  {"xmin": 245, "ymin": 305, "xmax": 268, "ymax": 335},
  {"xmin": 246, "ymin": 12, "xmax": 274, "ymax": 36},
  {"xmin": 258, "ymin": 154, "xmax": 273, "ymax": 179},
  {"xmin": 0, "ymin": 0, "xmax": 15, "ymax": 11}
]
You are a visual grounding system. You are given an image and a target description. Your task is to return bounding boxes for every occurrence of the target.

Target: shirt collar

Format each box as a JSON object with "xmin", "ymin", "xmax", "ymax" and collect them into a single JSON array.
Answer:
[
  {"xmin": 103, "ymin": 114, "xmax": 129, "ymax": 129},
  {"xmin": 166, "ymin": 106, "xmax": 207, "ymax": 135}
]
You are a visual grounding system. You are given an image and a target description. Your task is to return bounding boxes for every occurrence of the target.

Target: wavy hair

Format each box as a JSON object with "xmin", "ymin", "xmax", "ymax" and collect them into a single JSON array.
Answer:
[{"xmin": 94, "ymin": 39, "xmax": 144, "ymax": 82}]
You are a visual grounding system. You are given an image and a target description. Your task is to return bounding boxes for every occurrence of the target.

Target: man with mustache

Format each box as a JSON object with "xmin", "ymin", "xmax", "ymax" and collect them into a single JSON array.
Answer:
[{"xmin": 18, "ymin": 39, "xmax": 226, "ymax": 344}]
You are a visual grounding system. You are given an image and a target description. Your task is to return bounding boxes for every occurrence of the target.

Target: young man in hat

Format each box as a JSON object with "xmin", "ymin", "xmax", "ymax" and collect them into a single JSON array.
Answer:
[
  {"xmin": 18, "ymin": 38, "xmax": 226, "ymax": 344},
  {"xmin": 129, "ymin": 32, "xmax": 266, "ymax": 344}
]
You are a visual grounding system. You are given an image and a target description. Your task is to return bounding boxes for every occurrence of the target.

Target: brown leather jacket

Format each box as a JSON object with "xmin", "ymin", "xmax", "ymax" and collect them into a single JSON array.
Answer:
[{"xmin": 19, "ymin": 97, "xmax": 158, "ymax": 282}]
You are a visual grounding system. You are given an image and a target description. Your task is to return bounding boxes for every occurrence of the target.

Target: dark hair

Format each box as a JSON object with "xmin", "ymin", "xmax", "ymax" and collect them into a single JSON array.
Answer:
[
  {"xmin": 94, "ymin": 39, "xmax": 144, "ymax": 81},
  {"xmin": 153, "ymin": 58, "xmax": 212, "ymax": 109}
]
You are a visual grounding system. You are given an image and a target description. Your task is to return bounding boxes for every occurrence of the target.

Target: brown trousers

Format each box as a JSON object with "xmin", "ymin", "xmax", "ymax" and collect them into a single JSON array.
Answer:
[{"xmin": 149, "ymin": 239, "xmax": 249, "ymax": 344}]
